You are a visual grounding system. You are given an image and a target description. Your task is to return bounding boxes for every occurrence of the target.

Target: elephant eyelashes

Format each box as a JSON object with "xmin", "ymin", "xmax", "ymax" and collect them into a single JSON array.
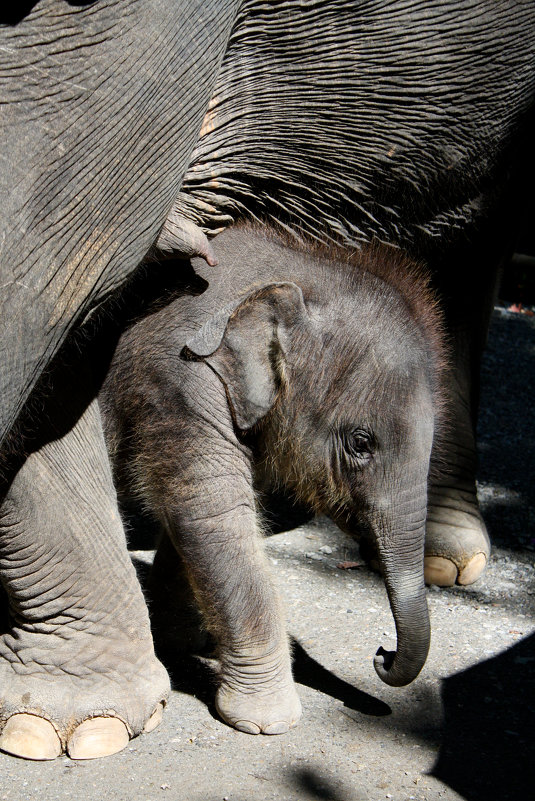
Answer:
[{"xmin": 340, "ymin": 428, "xmax": 375, "ymax": 465}]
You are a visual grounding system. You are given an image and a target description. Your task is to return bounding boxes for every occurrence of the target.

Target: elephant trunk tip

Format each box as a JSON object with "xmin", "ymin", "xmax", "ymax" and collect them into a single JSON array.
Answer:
[
  {"xmin": 373, "ymin": 645, "xmax": 425, "ymax": 687},
  {"xmin": 204, "ymin": 250, "xmax": 219, "ymax": 267},
  {"xmin": 373, "ymin": 646, "xmax": 398, "ymax": 684},
  {"xmin": 155, "ymin": 214, "xmax": 219, "ymax": 266}
]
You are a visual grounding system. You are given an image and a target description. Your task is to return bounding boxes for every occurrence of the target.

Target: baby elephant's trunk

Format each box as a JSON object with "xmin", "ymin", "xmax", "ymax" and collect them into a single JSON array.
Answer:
[
  {"xmin": 370, "ymin": 477, "xmax": 431, "ymax": 687},
  {"xmin": 373, "ymin": 577, "xmax": 430, "ymax": 687}
]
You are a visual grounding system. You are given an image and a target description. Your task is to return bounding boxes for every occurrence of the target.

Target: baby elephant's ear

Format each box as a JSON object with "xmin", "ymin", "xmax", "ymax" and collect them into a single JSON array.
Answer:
[{"xmin": 182, "ymin": 282, "xmax": 307, "ymax": 430}]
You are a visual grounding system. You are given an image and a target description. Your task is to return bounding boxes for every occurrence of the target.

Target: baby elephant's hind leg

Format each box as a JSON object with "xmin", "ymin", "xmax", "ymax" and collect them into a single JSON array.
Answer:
[{"xmin": 148, "ymin": 532, "xmax": 210, "ymax": 655}]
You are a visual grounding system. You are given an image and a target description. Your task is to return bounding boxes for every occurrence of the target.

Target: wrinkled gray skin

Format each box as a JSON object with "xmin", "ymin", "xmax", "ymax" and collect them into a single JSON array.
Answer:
[
  {"xmin": 101, "ymin": 225, "xmax": 444, "ymax": 733},
  {"xmin": 0, "ymin": 0, "xmax": 534, "ymax": 761}
]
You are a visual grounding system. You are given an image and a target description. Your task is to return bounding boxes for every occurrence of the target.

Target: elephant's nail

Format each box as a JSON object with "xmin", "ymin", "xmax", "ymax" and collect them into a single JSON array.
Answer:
[
  {"xmin": 234, "ymin": 720, "xmax": 261, "ymax": 735},
  {"xmin": 263, "ymin": 721, "xmax": 289, "ymax": 735},
  {"xmin": 0, "ymin": 714, "xmax": 62, "ymax": 760},
  {"xmin": 424, "ymin": 556, "xmax": 458, "ymax": 587},
  {"xmin": 457, "ymin": 552, "xmax": 487, "ymax": 585},
  {"xmin": 143, "ymin": 702, "xmax": 164, "ymax": 733},
  {"xmin": 67, "ymin": 717, "xmax": 129, "ymax": 760}
]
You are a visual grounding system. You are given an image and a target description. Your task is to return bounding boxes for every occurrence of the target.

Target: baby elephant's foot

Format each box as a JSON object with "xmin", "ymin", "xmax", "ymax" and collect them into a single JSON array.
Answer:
[
  {"xmin": 425, "ymin": 487, "xmax": 490, "ymax": 586},
  {"xmin": 0, "ymin": 630, "xmax": 169, "ymax": 761},
  {"xmin": 216, "ymin": 657, "xmax": 302, "ymax": 735}
]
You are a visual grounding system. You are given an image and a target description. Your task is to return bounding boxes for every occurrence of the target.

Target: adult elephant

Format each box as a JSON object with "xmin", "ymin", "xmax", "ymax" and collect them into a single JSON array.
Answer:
[
  {"xmin": 0, "ymin": 0, "xmax": 534, "ymax": 762},
  {"xmin": 0, "ymin": 0, "xmax": 240, "ymax": 762}
]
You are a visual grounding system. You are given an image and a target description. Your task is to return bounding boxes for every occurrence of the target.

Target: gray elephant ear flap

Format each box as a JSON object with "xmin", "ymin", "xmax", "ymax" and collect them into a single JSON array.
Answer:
[
  {"xmin": 181, "ymin": 300, "xmax": 242, "ymax": 358},
  {"xmin": 182, "ymin": 282, "xmax": 307, "ymax": 431}
]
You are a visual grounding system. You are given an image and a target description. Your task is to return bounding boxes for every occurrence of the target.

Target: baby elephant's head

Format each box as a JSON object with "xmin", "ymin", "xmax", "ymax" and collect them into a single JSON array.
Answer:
[{"xmin": 184, "ymin": 234, "xmax": 445, "ymax": 688}]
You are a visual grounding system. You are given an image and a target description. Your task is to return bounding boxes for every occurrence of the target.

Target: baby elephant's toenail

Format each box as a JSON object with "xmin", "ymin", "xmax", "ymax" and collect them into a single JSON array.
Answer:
[
  {"xmin": 0, "ymin": 714, "xmax": 62, "ymax": 760},
  {"xmin": 67, "ymin": 716, "xmax": 129, "ymax": 760},
  {"xmin": 263, "ymin": 720, "xmax": 290, "ymax": 734},
  {"xmin": 234, "ymin": 720, "xmax": 261, "ymax": 735}
]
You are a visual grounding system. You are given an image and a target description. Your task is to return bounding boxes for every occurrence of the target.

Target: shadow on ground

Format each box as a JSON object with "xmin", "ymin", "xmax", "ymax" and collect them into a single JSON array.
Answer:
[
  {"xmin": 291, "ymin": 640, "xmax": 391, "ymax": 718},
  {"xmin": 286, "ymin": 767, "xmax": 351, "ymax": 801},
  {"xmin": 432, "ymin": 632, "xmax": 535, "ymax": 800}
]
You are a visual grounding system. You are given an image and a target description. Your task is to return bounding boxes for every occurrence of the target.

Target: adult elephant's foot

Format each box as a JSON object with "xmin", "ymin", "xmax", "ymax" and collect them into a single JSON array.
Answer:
[
  {"xmin": 0, "ymin": 396, "xmax": 169, "ymax": 760},
  {"xmin": 424, "ymin": 486, "xmax": 490, "ymax": 586},
  {"xmin": 216, "ymin": 656, "xmax": 302, "ymax": 735},
  {"xmin": 0, "ymin": 624, "xmax": 169, "ymax": 760}
]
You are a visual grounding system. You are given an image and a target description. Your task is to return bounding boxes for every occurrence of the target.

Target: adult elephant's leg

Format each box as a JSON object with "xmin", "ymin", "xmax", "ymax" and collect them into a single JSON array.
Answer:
[
  {"xmin": 0, "ymin": 0, "xmax": 239, "ymax": 445},
  {"xmin": 0, "ymin": 397, "xmax": 169, "ymax": 760},
  {"xmin": 0, "ymin": 582, "xmax": 9, "ymax": 637},
  {"xmin": 424, "ymin": 244, "xmax": 503, "ymax": 586},
  {"xmin": 425, "ymin": 332, "xmax": 491, "ymax": 586}
]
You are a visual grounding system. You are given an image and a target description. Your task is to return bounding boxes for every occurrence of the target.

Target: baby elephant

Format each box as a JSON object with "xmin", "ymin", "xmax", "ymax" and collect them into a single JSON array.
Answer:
[{"xmin": 100, "ymin": 225, "xmax": 445, "ymax": 735}]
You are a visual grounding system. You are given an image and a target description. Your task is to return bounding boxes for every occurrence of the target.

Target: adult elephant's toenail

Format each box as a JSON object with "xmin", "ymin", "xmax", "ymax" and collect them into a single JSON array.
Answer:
[
  {"xmin": 457, "ymin": 552, "xmax": 487, "ymax": 585},
  {"xmin": 67, "ymin": 716, "xmax": 129, "ymax": 760},
  {"xmin": 0, "ymin": 714, "xmax": 62, "ymax": 760},
  {"xmin": 424, "ymin": 556, "xmax": 458, "ymax": 586},
  {"xmin": 143, "ymin": 702, "xmax": 165, "ymax": 733}
]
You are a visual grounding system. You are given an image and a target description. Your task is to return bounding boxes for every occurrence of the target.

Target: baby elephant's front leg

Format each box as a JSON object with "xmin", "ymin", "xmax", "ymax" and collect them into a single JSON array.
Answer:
[{"xmin": 155, "ymin": 419, "xmax": 301, "ymax": 735}]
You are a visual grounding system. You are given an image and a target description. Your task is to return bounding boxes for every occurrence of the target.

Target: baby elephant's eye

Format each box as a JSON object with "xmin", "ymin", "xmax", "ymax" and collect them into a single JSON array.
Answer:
[{"xmin": 342, "ymin": 428, "xmax": 374, "ymax": 459}]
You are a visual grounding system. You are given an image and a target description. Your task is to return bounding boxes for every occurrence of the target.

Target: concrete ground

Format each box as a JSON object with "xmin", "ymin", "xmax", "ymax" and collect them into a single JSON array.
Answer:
[{"xmin": 1, "ymin": 304, "xmax": 533, "ymax": 801}]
